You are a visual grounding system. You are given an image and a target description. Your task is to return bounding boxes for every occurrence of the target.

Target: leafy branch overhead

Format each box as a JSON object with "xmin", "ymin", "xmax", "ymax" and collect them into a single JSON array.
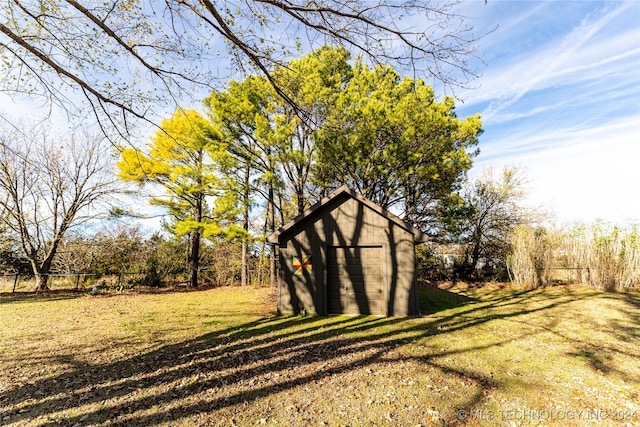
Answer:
[{"xmin": 0, "ymin": 1, "xmax": 484, "ymax": 134}]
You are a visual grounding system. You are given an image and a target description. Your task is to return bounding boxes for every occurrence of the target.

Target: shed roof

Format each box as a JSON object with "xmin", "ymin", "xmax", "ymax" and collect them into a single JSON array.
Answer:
[{"xmin": 267, "ymin": 185, "xmax": 429, "ymax": 244}]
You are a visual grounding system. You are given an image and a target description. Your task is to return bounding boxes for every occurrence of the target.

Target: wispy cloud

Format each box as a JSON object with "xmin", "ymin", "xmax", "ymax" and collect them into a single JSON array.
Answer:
[
  {"xmin": 478, "ymin": 115, "xmax": 638, "ymax": 161},
  {"xmin": 459, "ymin": 1, "xmax": 640, "ymax": 223},
  {"xmin": 471, "ymin": 115, "xmax": 640, "ymax": 223},
  {"xmin": 461, "ymin": 2, "xmax": 637, "ymax": 119}
]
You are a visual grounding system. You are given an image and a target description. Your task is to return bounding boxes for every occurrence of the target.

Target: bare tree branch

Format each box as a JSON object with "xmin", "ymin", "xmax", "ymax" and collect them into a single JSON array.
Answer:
[
  {"xmin": 0, "ymin": 123, "xmax": 122, "ymax": 290},
  {"xmin": 1, "ymin": 0, "xmax": 486, "ymax": 136}
]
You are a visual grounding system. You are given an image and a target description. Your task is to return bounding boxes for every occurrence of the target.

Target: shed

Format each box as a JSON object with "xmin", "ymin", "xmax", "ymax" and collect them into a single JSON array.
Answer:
[{"xmin": 267, "ymin": 186, "xmax": 428, "ymax": 316}]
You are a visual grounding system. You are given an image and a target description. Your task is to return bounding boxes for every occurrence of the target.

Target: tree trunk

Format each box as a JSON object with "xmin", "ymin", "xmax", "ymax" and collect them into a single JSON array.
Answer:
[
  {"xmin": 30, "ymin": 249, "xmax": 55, "ymax": 292},
  {"xmin": 241, "ymin": 166, "xmax": 250, "ymax": 287},
  {"xmin": 187, "ymin": 231, "xmax": 200, "ymax": 288},
  {"xmin": 257, "ymin": 238, "xmax": 265, "ymax": 286},
  {"xmin": 34, "ymin": 273, "xmax": 49, "ymax": 292},
  {"xmin": 256, "ymin": 215, "xmax": 269, "ymax": 286},
  {"xmin": 269, "ymin": 245, "xmax": 277, "ymax": 288},
  {"xmin": 188, "ymin": 151, "xmax": 205, "ymax": 288},
  {"xmin": 297, "ymin": 182, "xmax": 305, "ymax": 216},
  {"xmin": 268, "ymin": 183, "xmax": 277, "ymax": 288},
  {"xmin": 403, "ymin": 187, "xmax": 416, "ymax": 225},
  {"xmin": 469, "ymin": 233, "xmax": 482, "ymax": 278},
  {"xmin": 187, "ymin": 187, "xmax": 204, "ymax": 288},
  {"xmin": 241, "ymin": 241, "xmax": 248, "ymax": 286}
]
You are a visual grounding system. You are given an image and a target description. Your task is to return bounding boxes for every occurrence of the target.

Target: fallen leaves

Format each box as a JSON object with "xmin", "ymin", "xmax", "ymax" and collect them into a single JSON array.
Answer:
[{"xmin": 1, "ymin": 286, "xmax": 639, "ymax": 426}]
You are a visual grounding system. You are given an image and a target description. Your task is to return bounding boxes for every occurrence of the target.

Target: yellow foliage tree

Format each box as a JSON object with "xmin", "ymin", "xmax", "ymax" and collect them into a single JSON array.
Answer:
[{"xmin": 117, "ymin": 108, "xmax": 243, "ymax": 287}]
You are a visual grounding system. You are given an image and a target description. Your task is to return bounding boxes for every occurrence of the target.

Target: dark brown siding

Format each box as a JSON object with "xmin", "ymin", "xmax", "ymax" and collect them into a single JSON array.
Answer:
[
  {"xmin": 277, "ymin": 192, "xmax": 418, "ymax": 316},
  {"xmin": 327, "ymin": 246, "xmax": 385, "ymax": 315}
]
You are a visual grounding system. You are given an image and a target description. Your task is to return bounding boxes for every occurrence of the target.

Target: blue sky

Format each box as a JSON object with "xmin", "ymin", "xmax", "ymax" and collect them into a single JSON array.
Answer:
[{"xmin": 452, "ymin": 0, "xmax": 640, "ymax": 224}]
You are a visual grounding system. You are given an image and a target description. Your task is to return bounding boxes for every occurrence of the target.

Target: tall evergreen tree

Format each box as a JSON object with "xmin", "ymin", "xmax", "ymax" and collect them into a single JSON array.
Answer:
[
  {"xmin": 205, "ymin": 46, "xmax": 352, "ymax": 286},
  {"xmin": 117, "ymin": 108, "xmax": 243, "ymax": 288},
  {"xmin": 313, "ymin": 61, "xmax": 483, "ymax": 235}
]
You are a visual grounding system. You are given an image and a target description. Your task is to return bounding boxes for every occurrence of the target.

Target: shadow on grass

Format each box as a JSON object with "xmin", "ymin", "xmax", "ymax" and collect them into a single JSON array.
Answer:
[
  {"xmin": 568, "ymin": 347, "xmax": 613, "ymax": 374},
  {"xmin": 0, "ymin": 291, "xmax": 91, "ymax": 304},
  {"xmin": 0, "ymin": 285, "xmax": 231, "ymax": 305},
  {"xmin": 418, "ymin": 285, "xmax": 478, "ymax": 315},
  {"xmin": 566, "ymin": 290, "xmax": 640, "ymax": 383},
  {"xmin": 1, "ymin": 286, "xmax": 637, "ymax": 426}
]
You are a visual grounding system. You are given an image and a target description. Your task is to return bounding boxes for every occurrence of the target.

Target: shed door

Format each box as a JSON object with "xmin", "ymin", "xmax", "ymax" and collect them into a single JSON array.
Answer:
[{"xmin": 327, "ymin": 246, "xmax": 385, "ymax": 315}]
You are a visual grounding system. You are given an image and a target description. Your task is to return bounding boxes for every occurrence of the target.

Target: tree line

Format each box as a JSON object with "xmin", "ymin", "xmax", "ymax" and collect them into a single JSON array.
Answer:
[
  {"xmin": 0, "ymin": 45, "xmax": 488, "ymax": 291},
  {"xmin": 1, "ymin": 1, "xmax": 492, "ymax": 291},
  {"xmin": 0, "ymin": 224, "xmax": 268, "ymax": 289},
  {"xmin": 1, "ymin": 44, "xmax": 637, "ymax": 292},
  {"xmin": 116, "ymin": 46, "xmax": 483, "ymax": 289}
]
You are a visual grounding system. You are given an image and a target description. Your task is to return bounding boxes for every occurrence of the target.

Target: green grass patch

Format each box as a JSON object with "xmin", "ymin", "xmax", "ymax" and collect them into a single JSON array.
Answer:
[{"xmin": 0, "ymin": 284, "xmax": 638, "ymax": 426}]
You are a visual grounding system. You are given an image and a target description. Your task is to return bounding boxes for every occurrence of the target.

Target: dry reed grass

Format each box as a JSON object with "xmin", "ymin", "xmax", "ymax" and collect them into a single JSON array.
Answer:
[{"xmin": 507, "ymin": 223, "xmax": 640, "ymax": 290}]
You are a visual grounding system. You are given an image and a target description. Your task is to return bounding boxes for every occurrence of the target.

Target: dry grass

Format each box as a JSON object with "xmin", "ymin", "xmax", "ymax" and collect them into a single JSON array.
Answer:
[
  {"xmin": 1, "ymin": 284, "xmax": 639, "ymax": 426},
  {"xmin": 507, "ymin": 224, "xmax": 640, "ymax": 291}
]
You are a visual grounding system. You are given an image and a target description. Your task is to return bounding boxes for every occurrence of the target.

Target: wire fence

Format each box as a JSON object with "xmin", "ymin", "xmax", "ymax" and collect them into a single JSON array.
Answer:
[
  {"xmin": 0, "ymin": 269, "xmax": 268, "ymax": 293},
  {"xmin": 0, "ymin": 272, "xmax": 151, "ymax": 293}
]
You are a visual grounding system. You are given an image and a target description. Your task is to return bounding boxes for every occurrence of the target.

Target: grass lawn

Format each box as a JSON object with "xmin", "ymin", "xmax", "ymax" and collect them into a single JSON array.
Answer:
[{"xmin": 0, "ymin": 284, "xmax": 638, "ymax": 426}]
